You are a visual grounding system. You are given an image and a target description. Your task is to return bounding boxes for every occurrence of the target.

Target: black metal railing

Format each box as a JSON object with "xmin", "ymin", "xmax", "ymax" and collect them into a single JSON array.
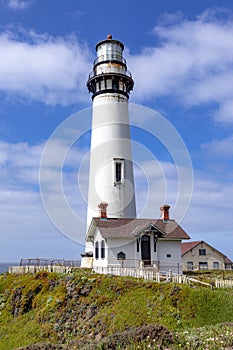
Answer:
[{"xmin": 20, "ymin": 258, "xmax": 81, "ymax": 267}]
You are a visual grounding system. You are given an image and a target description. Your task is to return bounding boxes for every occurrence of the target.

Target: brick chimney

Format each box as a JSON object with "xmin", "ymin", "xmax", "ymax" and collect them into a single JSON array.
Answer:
[
  {"xmin": 160, "ymin": 205, "xmax": 170, "ymax": 221},
  {"xmin": 98, "ymin": 202, "xmax": 108, "ymax": 219}
]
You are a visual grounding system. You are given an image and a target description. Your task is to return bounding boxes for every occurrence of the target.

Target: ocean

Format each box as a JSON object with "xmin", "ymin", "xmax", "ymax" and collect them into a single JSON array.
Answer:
[{"xmin": 0, "ymin": 263, "xmax": 18, "ymax": 274}]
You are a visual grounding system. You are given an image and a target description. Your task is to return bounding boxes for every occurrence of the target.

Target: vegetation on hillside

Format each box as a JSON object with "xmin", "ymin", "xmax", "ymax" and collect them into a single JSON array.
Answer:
[{"xmin": 0, "ymin": 269, "xmax": 232, "ymax": 349}]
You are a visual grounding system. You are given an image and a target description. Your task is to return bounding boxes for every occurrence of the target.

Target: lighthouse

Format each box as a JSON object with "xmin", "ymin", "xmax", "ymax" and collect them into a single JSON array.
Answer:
[
  {"xmin": 81, "ymin": 36, "xmax": 190, "ymax": 270},
  {"xmin": 86, "ymin": 35, "xmax": 136, "ymax": 234}
]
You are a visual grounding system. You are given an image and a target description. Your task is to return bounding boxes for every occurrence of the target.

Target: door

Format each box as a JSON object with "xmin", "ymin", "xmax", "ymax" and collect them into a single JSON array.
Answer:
[{"xmin": 141, "ymin": 235, "xmax": 151, "ymax": 265}]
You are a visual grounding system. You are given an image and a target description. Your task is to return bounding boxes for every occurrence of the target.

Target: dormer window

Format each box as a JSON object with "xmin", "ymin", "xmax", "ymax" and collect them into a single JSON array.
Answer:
[{"xmin": 113, "ymin": 158, "xmax": 124, "ymax": 184}]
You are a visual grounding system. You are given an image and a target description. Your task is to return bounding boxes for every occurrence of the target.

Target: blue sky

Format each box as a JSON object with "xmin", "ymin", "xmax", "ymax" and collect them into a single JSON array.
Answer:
[{"xmin": 0, "ymin": 0, "xmax": 233, "ymax": 262}]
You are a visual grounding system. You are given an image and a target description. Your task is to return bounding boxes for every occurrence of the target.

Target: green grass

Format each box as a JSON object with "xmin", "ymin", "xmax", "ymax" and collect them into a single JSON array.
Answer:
[
  {"xmin": 0, "ymin": 270, "xmax": 232, "ymax": 349},
  {"xmin": 0, "ymin": 310, "xmax": 42, "ymax": 350}
]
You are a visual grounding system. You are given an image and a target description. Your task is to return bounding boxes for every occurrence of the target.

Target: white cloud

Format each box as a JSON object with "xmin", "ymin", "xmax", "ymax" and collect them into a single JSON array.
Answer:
[
  {"xmin": 0, "ymin": 139, "xmax": 88, "ymax": 256},
  {"xmin": 0, "ymin": 138, "xmax": 232, "ymax": 260},
  {"xmin": 128, "ymin": 8, "xmax": 233, "ymax": 124},
  {"xmin": 213, "ymin": 99, "xmax": 233, "ymax": 124},
  {"xmin": 1, "ymin": 8, "xmax": 233, "ymax": 118},
  {"xmin": 134, "ymin": 158, "xmax": 233, "ymax": 258},
  {"xmin": 0, "ymin": 141, "xmax": 43, "ymax": 186},
  {"xmin": 0, "ymin": 30, "xmax": 92, "ymax": 105},
  {"xmin": 6, "ymin": 0, "xmax": 31, "ymax": 10},
  {"xmin": 201, "ymin": 136, "xmax": 233, "ymax": 158},
  {"xmin": 182, "ymin": 176, "xmax": 233, "ymax": 237}
]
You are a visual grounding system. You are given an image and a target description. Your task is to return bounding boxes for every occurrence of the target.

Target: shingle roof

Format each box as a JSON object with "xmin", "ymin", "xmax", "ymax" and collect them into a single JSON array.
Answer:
[
  {"xmin": 181, "ymin": 241, "xmax": 201, "ymax": 255},
  {"xmin": 87, "ymin": 217, "xmax": 190, "ymax": 240},
  {"xmin": 224, "ymin": 256, "xmax": 233, "ymax": 265}
]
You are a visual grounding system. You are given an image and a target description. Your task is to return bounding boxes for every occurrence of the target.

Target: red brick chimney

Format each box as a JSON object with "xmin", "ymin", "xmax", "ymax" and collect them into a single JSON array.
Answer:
[
  {"xmin": 160, "ymin": 205, "xmax": 170, "ymax": 221},
  {"xmin": 98, "ymin": 202, "xmax": 108, "ymax": 219}
]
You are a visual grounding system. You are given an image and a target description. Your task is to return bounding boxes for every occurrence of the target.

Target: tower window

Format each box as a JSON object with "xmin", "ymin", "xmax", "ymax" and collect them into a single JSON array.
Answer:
[
  {"xmin": 113, "ymin": 158, "xmax": 124, "ymax": 184},
  {"xmin": 112, "ymin": 79, "xmax": 119, "ymax": 90},
  {"xmin": 116, "ymin": 163, "xmax": 122, "ymax": 182}
]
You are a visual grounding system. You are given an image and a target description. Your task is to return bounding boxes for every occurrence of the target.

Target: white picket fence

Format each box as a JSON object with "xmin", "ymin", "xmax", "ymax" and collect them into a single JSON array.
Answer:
[
  {"xmin": 8, "ymin": 264, "xmax": 233, "ymax": 289},
  {"xmin": 215, "ymin": 279, "xmax": 233, "ymax": 288},
  {"xmin": 93, "ymin": 266, "xmax": 208, "ymax": 286},
  {"xmin": 93, "ymin": 266, "xmax": 233, "ymax": 289}
]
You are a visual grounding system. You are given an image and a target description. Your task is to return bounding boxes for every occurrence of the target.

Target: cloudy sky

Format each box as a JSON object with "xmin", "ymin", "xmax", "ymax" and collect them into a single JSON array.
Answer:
[{"xmin": 0, "ymin": 0, "xmax": 233, "ymax": 262}]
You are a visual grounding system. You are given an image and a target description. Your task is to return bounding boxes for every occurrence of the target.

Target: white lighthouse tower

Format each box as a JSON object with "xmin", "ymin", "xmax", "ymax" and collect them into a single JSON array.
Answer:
[
  {"xmin": 81, "ymin": 36, "xmax": 190, "ymax": 270},
  {"xmin": 86, "ymin": 35, "xmax": 136, "ymax": 234}
]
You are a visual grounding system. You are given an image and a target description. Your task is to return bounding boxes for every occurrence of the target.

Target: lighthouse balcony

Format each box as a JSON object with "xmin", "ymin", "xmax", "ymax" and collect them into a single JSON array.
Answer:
[
  {"xmin": 88, "ymin": 66, "xmax": 132, "ymax": 80},
  {"xmin": 87, "ymin": 72, "xmax": 134, "ymax": 97}
]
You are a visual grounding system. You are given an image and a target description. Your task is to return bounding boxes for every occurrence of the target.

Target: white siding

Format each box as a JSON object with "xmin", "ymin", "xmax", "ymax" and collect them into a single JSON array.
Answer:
[
  {"xmin": 107, "ymin": 239, "xmax": 137, "ymax": 267},
  {"xmin": 86, "ymin": 96, "xmax": 136, "ymax": 232},
  {"xmin": 157, "ymin": 240, "xmax": 182, "ymax": 274},
  {"xmin": 91, "ymin": 226, "xmax": 183, "ymax": 273},
  {"xmin": 93, "ymin": 229, "xmax": 108, "ymax": 268}
]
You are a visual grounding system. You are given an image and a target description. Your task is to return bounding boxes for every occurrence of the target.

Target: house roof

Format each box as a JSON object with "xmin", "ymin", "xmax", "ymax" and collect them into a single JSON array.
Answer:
[
  {"xmin": 181, "ymin": 241, "xmax": 233, "ymax": 264},
  {"xmin": 87, "ymin": 217, "xmax": 190, "ymax": 241},
  {"xmin": 181, "ymin": 241, "xmax": 201, "ymax": 255},
  {"xmin": 224, "ymin": 256, "xmax": 233, "ymax": 265}
]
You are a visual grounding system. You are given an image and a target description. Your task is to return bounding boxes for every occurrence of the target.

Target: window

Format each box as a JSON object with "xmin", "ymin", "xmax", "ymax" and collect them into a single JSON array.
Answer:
[
  {"xmin": 213, "ymin": 261, "xmax": 219, "ymax": 269},
  {"xmin": 113, "ymin": 158, "xmax": 124, "ymax": 184},
  {"xmin": 100, "ymin": 80, "xmax": 105, "ymax": 90},
  {"xmin": 112, "ymin": 79, "xmax": 119, "ymax": 90},
  {"xmin": 95, "ymin": 241, "xmax": 99, "ymax": 260},
  {"xmin": 137, "ymin": 238, "xmax": 140, "ymax": 252},
  {"xmin": 187, "ymin": 261, "xmax": 193, "ymax": 271},
  {"xmin": 199, "ymin": 249, "xmax": 206, "ymax": 256},
  {"xmin": 199, "ymin": 262, "xmax": 208, "ymax": 270},
  {"xmin": 166, "ymin": 254, "xmax": 171, "ymax": 258},
  {"xmin": 116, "ymin": 163, "xmax": 122, "ymax": 182},
  {"xmin": 154, "ymin": 232, "xmax": 157, "ymax": 252},
  {"xmin": 106, "ymin": 79, "xmax": 112, "ymax": 89},
  {"xmin": 101, "ymin": 240, "xmax": 105, "ymax": 259},
  {"xmin": 117, "ymin": 251, "xmax": 126, "ymax": 260},
  {"xmin": 141, "ymin": 235, "xmax": 150, "ymax": 242}
]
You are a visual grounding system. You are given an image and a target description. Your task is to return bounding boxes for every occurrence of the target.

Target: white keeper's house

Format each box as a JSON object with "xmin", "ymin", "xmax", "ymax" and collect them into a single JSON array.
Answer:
[
  {"xmin": 81, "ymin": 35, "xmax": 190, "ymax": 273},
  {"xmin": 83, "ymin": 203, "xmax": 190, "ymax": 274}
]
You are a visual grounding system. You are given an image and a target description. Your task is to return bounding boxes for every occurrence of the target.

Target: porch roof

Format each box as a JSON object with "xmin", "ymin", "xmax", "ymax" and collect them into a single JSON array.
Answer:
[{"xmin": 87, "ymin": 217, "xmax": 190, "ymax": 241}]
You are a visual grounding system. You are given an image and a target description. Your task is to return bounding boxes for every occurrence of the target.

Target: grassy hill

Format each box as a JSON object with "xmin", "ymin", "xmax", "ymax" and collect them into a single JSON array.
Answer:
[{"xmin": 0, "ymin": 269, "xmax": 232, "ymax": 350}]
